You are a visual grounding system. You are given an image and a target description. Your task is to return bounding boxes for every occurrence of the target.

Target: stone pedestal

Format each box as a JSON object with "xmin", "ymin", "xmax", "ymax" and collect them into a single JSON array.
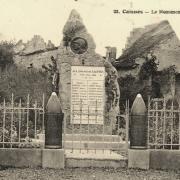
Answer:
[
  {"xmin": 42, "ymin": 149, "xmax": 65, "ymax": 169},
  {"xmin": 128, "ymin": 149, "xmax": 150, "ymax": 170}
]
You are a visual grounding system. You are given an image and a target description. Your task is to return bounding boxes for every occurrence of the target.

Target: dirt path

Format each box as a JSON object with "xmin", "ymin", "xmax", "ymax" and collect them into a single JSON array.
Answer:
[{"xmin": 0, "ymin": 167, "xmax": 179, "ymax": 180}]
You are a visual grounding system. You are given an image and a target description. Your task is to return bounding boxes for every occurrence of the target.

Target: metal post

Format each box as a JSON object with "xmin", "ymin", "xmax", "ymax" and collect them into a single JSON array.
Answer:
[
  {"xmin": 2, "ymin": 99, "xmax": 6, "ymax": 148},
  {"xmin": 110, "ymin": 101, "xmax": 113, "ymax": 154},
  {"xmin": 26, "ymin": 94, "xmax": 30, "ymax": 138},
  {"xmin": 10, "ymin": 94, "xmax": 14, "ymax": 148},
  {"xmin": 95, "ymin": 100, "xmax": 97, "ymax": 154},
  {"xmin": 63, "ymin": 105, "xmax": 66, "ymax": 151},
  {"xmin": 80, "ymin": 99, "xmax": 82, "ymax": 153},
  {"xmin": 170, "ymin": 101, "xmax": 173, "ymax": 150},
  {"xmin": 179, "ymin": 103, "xmax": 180, "ymax": 150},
  {"xmin": 118, "ymin": 114, "xmax": 121, "ymax": 153},
  {"xmin": 87, "ymin": 105, "xmax": 90, "ymax": 153},
  {"xmin": 72, "ymin": 104, "xmax": 74, "ymax": 153},
  {"xmin": 102, "ymin": 106, "xmax": 105, "ymax": 154},
  {"xmin": 155, "ymin": 101, "xmax": 158, "ymax": 149},
  {"xmin": 34, "ymin": 100, "xmax": 37, "ymax": 139},
  {"xmin": 42, "ymin": 93, "xmax": 45, "ymax": 133},
  {"xmin": 147, "ymin": 97, "xmax": 150, "ymax": 149},
  {"xmin": 163, "ymin": 98, "xmax": 166, "ymax": 149},
  {"xmin": 125, "ymin": 100, "xmax": 129, "ymax": 152},
  {"xmin": 18, "ymin": 99, "xmax": 22, "ymax": 143}
]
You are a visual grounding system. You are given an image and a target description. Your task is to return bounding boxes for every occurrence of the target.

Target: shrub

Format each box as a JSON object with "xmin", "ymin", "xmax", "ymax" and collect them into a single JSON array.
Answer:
[{"xmin": 0, "ymin": 65, "xmax": 51, "ymax": 103}]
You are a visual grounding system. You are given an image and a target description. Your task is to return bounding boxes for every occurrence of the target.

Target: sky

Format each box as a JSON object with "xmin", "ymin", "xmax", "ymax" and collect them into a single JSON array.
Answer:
[{"xmin": 0, "ymin": 0, "xmax": 180, "ymax": 57}]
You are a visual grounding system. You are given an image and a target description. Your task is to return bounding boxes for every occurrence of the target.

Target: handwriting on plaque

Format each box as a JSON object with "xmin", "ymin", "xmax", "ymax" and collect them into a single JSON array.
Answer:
[{"xmin": 71, "ymin": 66, "xmax": 105, "ymax": 124}]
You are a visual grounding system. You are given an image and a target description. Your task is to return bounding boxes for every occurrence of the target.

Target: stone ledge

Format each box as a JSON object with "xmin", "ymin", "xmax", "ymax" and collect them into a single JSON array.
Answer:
[
  {"xmin": 0, "ymin": 148, "xmax": 42, "ymax": 168},
  {"xmin": 150, "ymin": 150, "xmax": 180, "ymax": 170},
  {"xmin": 0, "ymin": 148, "xmax": 65, "ymax": 169}
]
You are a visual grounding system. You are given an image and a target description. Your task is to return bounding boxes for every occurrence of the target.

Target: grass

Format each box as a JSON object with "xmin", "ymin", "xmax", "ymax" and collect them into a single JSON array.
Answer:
[{"xmin": 0, "ymin": 167, "xmax": 179, "ymax": 180}]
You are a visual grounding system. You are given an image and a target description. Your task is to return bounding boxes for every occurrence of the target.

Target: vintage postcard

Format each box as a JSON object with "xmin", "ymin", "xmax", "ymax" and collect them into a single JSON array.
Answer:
[{"xmin": 0, "ymin": 0, "xmax": 179, "ymax": 179}]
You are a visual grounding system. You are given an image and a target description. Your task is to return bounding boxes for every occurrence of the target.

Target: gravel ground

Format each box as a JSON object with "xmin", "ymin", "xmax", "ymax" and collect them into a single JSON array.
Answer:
[{"xmin": 0, "ymin": 167, "xmax": 179, "ymax": 180}]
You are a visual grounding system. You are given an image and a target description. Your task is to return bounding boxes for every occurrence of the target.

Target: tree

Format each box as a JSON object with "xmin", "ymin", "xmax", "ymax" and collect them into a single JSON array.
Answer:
[
  {"xmin": 139, "ymin": 53, "xmax": 158, "ymax": 80},
  {"xmin": 118, "ymin": 75, "xmax": 138, "ymax": 109},
  {"xmin": 0, "ymin": 41, "xmax": 14, "ymax": 70}
]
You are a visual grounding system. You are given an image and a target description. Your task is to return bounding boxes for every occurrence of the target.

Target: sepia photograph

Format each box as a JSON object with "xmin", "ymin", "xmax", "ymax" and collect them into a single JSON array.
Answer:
[{"xmin": 0, "ymin": 0, "xmax": 180, "ymax": 179}]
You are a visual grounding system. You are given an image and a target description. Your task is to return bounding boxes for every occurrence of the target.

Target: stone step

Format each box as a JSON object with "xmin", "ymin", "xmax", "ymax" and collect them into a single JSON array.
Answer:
[
  {"xmin": 65, "ymin": 149, "xmax": 128, "ymax": 168},
  {"xmin": 64, "ymin": 141, "xmax": 127, "ymax": 150},
  {"xmin": 66, "ymin": 157, "xmax": 127, "ymax": 168},
  {"xmin": 63, "ymin": 134, "xmax": 123, "ymax": 142},
  {"xmin": 36, "ymin": 134, "xmax": 128, "ymax": 151},
  {"xmin": 37, "ymin": 134, "xmax": 123, "ymax": 142}
]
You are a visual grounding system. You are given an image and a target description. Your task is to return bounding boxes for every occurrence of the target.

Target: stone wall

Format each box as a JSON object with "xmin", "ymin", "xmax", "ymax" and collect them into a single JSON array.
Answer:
[
  {"xmin": 14, "ymin": 49, "xmax": 58, "ymax": 69},
  {"xmin": 14, "ymin": 35, "xmax": 58, "ymax": 69}
]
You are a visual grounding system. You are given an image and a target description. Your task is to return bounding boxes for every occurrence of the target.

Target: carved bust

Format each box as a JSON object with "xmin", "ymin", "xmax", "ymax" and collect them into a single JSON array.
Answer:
[{"xmin": 70, "ymin": 37, "xmax": 88, "ymax": 54}]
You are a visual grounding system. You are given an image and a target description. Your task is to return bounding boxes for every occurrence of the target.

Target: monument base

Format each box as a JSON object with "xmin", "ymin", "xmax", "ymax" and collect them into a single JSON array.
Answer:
[
  {"xmin": 128, "ymin": 149, "xmax": 150, "ymax": 170},
  {"xmin": 42, "ymin": 149, "xmax": 65, "ymax": 169}
]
